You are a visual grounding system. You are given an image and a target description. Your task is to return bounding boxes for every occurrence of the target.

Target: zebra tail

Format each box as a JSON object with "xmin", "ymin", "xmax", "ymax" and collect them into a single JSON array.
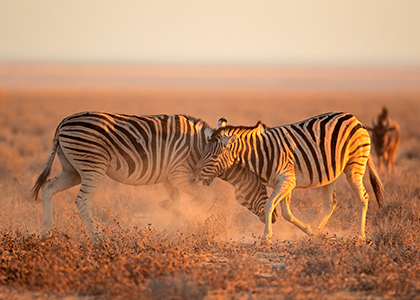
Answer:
[
  {"xmin": 31, "ymin": 131, "xmax": 59, "ymax": 200},
  {"xmin": 367, "ymin": 154, "xmax": 384, "ymax": 209}
]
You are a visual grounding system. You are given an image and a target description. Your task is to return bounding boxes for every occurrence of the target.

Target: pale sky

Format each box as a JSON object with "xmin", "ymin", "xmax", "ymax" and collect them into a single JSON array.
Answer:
[{"xmin": 1, "ymin": 1, "xmax": 420, "ymax": 65}]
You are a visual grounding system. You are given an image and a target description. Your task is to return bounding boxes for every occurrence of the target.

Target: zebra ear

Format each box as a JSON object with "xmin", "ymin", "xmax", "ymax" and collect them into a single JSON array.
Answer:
[
  {"xmin": 226, "ymin": 134, "xmax": 238, "ymax": 151},
  {"xmin": 255, "ymin": 121, "xmax": 266, "ymax": 134},
  {"xmin": 217, "ymin": 117, "xmax": 228, "ymax": 129},
  {"xmin": 228, "ymin": 134, "xmax": 238, "ymax": 146},
  {"xmin": 220, "ymin": 134, "xmax": 238, "ymax": 150}
]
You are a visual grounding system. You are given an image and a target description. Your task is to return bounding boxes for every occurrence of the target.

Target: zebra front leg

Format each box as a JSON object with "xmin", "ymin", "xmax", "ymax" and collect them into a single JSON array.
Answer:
[
  {"xmin": 315, "ymin": 181, "xmax": 338, "ymax": 234},
  {"xmin": 263, "ymin": 178, "xmax": 296, "ymax": 241}
]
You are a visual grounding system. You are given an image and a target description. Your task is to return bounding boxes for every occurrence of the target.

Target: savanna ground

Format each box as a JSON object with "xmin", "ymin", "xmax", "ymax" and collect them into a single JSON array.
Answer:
[{"xmin": 1, "ymin": 65, "xmax": 420, "ymax": 299}]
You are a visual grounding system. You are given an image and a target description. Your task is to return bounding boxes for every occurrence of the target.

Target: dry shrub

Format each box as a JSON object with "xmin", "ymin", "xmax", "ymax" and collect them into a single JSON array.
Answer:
[
  {"xmin": 3, "ymin": 227, "xmax": 419, "ymax": 300},
  {"xmin": 372, "ymin": 201, "xmax": 420, "ymax": 246},
  {"xmin": 180, "ymin": 215, "xmax": 228, "ymax": 246}
]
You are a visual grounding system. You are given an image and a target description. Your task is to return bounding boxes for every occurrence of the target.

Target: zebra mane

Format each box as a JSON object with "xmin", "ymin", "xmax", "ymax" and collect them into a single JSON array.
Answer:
[
  {"xmin": 210, "ymin": 121, "xmax": 268, "ymax": 141},
  {"xmin": 181, "ymin": 114, "xmax": 212, "ymax": 129},
  {"xmin": 180, "ymin": 114, "xmax": 215, "ymax": 138}
]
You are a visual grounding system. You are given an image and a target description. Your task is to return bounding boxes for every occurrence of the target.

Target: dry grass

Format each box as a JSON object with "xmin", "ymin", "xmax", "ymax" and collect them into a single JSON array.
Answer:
[{"xmin": 1, "ymin": 78, "xmax": 420, "ymax": 299}]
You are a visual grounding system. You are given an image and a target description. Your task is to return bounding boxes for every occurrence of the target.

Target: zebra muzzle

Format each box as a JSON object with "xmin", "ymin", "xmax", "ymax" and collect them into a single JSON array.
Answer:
[
  {"xmin": 191, "ymin": 168, "xmax": 214, "ymax": 186},
  {"xmin": 202, "ymin": 179, "xmax": 213, "ymax": 186},
  {"xmin": 190, "ymin": 169, "xmax": 203, "ymax": 184}
]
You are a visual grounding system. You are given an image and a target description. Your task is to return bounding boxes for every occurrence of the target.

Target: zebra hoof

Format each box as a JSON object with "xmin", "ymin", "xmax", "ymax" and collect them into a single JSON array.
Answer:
[
  {"xmin": 202, "ymin": 179, "xmax": 213, "ymax": 186},
  {"xmin": 311, "ymin": 230, "xmax": 325, "ymax": 242},
  {"xmin": 39, "ymin": 229, "xmax": 52, "ymax": 238},
  {"xmin": 158, "ymin": 199, "xmax": 172, "ymax": 210},
  {"xmin": 355, "ymin": 234, "xmax": 367, "ymax": 245},
  {"xmin": 260, "ymin": 238, "xmax": 273, "ymax": 245}
]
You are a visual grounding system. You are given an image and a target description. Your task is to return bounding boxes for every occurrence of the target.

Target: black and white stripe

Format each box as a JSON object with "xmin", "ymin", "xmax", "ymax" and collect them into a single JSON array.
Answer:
[
  {"xmin": 32, "ymin": 112, "xmax": 277, "ymax": 240},
  {"xmin": 194, "ymin": 112, "xmax": 384, "ymax": 241}
]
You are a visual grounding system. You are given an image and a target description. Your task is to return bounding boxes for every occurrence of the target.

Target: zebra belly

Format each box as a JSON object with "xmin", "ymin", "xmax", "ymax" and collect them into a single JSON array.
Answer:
[
  {"xmin": 295, "ymin": 178, "xmax": 333, "ymax": 189},
  {"xmin": 294, "ymin": 167, "xmax": 343, "ymax": 189},
  {"xmin": 268, "ymin": 169, "xmax": 339, "ymax": 190},
  {"xmin": 105, "ymin": 160, "xmax": 166, "ymax": 186}
]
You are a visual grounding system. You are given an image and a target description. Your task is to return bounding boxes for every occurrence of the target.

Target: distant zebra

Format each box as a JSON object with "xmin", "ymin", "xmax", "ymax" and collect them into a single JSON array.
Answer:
[
  {"xmin": 367, "ymin": 107, "xmax": 400, "ymax": 174},
  {"xmin": 32, "ymin": 112, "xmax": 278, "ymax": 241},
  {"xmin": 193, "ymin": 112, "xmax": 384, "ymax": 241}
]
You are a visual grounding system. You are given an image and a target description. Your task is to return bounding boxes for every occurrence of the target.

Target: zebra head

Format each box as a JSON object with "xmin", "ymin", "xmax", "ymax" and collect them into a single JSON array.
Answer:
[{"xmin": 192, "ymin": 134, "xmax": 238, "ymax": 186}]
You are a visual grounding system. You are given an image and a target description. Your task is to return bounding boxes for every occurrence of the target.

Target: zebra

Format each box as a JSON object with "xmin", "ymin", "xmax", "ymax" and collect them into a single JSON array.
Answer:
[
  {"xmin": 32, "ymin": 112, "xmax": 278, "ymax": 241},
  {"xmin": 367, "ymin": 107, "xmax": 400, "ymax": 174},
  {"xmin": 192, "ymin": 112, "xmax": 384, "ymax": 242}
]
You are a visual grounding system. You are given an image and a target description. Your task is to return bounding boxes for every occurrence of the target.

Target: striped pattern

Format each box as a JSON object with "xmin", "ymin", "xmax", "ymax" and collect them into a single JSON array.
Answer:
[
  {"xmin": 194, "ymin": 112, "xmax": 384, "ymax": 241},
  {"xmin": 32, "ymin": 112, "xmax": 277, "ymax": 240},
  {"xmin": 57, "ymin": 113, "xmax": 208, "ymax": 185}
]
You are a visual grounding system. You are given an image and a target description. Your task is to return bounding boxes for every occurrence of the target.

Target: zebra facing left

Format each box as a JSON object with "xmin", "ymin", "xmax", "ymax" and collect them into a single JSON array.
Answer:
[
  {"xmin": 192, "ymin": 112, "xmax": 384, "ymax": 242},
  {"xmin": 32, "ymin": 112, "xmax": 278, "ymax": 241}
]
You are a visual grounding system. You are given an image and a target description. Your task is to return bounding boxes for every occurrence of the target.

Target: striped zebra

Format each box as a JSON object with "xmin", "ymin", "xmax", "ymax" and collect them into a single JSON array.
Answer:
[
  {"xmin": 192, "ymin": 112, "xmax": 384, "ymax": 241},
  {"xmin": 32, "ymin": 112, "xmax": 278, "ymax": 241}
]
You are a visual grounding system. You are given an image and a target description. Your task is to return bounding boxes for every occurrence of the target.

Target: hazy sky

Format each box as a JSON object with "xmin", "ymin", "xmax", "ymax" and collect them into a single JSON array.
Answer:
[{"xmin": 1, "ymin": 1, "xmax": 420, "ymax": 65}]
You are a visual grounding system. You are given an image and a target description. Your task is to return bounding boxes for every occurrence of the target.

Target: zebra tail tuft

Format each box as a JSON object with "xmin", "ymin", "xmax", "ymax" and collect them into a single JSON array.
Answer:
[
  {"xmin": 31, "ymin": 135, "xmax": 59, "ymax": 200},
  {"xmin": 367, "ymin": 154, "xmax": 384, "ymax": 209}
]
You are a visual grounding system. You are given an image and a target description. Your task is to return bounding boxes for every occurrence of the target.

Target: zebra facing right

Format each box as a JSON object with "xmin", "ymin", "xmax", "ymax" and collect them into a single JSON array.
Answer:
[
  {"xmin": 32, "ymin": 112, "xmax": 277, "ymax": 241},
  {"xmin": 193, "ymin": 112, "xmax": 384, "ymax": 242}
]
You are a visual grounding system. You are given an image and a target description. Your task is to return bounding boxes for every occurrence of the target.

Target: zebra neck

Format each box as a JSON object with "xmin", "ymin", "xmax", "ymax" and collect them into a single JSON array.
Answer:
[{"xmin": 234, "ymin": 134, "xmax": 268, "ymax": 178}]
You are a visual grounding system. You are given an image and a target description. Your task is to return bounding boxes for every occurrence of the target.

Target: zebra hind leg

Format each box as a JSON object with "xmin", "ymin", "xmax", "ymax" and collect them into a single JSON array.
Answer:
[
  {"xmin": 158, "ymin": 181, "xmax": 181, "ymax": 212},
  {"xmin": 345, "ymin": 166, "xmax": 370, "ymax": 239},
  {"xmin": 315, "ymin": 181, "xmax": 338, "ymax": 236},
  {"xmin": 74, "ymin": 172, "xmax": 107, "ymax": 242},
  {"xmin": 41, "ymin": 147, "xmax": 81, "ymax": 234},
  {"xmin": 279, "ymin": 193, "xmax": 313, "ymax": 238},
  {"xmin": 167, "ymin": 169, "xmax": 208, "ymax": 209}
]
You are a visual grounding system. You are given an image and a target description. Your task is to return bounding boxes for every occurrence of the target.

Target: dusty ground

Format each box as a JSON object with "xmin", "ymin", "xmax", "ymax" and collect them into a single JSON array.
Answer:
[{"xmin": 0, "ymin": 65, "xmax": 420, "ymax": 299}]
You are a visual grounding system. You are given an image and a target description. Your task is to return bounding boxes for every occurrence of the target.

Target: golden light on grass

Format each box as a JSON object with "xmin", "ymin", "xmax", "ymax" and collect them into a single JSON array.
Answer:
[{"xmin": 0, "ymin": 66, "xmax": 420, "ymax": 299}]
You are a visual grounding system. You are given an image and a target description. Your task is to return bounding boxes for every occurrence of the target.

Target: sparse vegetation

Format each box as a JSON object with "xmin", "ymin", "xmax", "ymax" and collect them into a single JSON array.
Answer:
[{"xmin": 1, "ymin": 89, "xmax": 420, "ymax": 299}]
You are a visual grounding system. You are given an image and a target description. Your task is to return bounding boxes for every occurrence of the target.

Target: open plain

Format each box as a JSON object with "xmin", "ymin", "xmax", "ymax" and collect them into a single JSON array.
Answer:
[{"xmin": 1, "ymin": 65, "xmax": 420, "ymax": 299}]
